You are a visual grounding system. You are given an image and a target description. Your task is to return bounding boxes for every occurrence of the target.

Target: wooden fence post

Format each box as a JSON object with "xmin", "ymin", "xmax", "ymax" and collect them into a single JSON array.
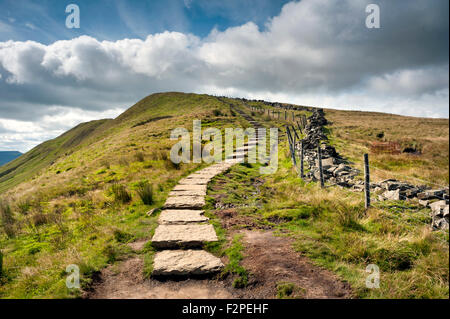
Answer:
[
  {"xmin": 300, "ymin": 140, "xmax": 304, "ymax": 178},
  {"xmin": 286, "ymin": 127, "xmax": 296, "ymax": 167},
  {"xmin": 364, "ymin": 153, "xmax": 371, "ymax": 209},
  {"xmin": 291, "ymin": 125, "xmax": 300, "ymax": 146},
  {"xmin": 293, "ymin": 127, "xmax": 296, "ymax": 148},
  {"xmin": 317, "ymin": 144, "xmax": 324, "ymax": 188},
  {"xmin": 296, "ymin": 121, "xmax": 303, "ymax": 135}
]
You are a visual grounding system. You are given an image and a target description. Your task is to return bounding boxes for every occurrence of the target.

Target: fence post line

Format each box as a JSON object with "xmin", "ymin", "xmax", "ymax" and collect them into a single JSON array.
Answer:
[
  {"xmin": 317, "ymin": 143, "xmax": 324, "ymax": 188},
  {"xmin": 364, "ymin": 153, "xmax": 371, "ymax": 209}
]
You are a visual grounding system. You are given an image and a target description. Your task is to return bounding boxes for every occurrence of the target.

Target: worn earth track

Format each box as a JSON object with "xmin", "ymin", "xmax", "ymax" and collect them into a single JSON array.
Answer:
[{"xmin": 87, "ymin": 102, "xmax": 352, "ymax": 299}]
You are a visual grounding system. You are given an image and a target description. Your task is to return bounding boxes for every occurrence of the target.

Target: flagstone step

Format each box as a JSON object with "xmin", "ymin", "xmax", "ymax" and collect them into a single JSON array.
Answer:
[
  {"xmin": 159, "ymin": 210, "xmax": 208, "ymax": 225},
  {"xmin": 164, "ymin": 195, "xmax": 205, "ymax": 209},
  {"xmin": 178, "ymin": 178, "xmax": 210, "ymax": 185},
  {"xmin": 172, "ymin": 184, "xmax": 207, "ymax": 192},
  {"xmin": 169, "ymin": 189, "xmax": 206, "ymax": 196},
  {"xmin": 152, "ymin": 250, "xmax": 224, "ymax": 276},
  {"xmin": 152, "ymin": 224, "xmax": 218, "ymax": 248}
]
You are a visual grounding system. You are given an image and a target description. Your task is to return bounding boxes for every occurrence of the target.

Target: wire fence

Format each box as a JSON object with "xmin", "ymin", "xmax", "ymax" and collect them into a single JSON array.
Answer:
[
  {"xmin": 247, "ymin": 103, "xmax": 449, "ymax": 245},
  {"xmin": 369, "ymin": 165, "xmax": 448, "ymax": 189}
]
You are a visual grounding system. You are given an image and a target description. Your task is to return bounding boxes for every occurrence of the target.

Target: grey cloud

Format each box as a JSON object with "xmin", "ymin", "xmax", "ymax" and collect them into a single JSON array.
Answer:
[{"xmin": 0, "ymin": 0, "xmax": 448, "ymax": 151}]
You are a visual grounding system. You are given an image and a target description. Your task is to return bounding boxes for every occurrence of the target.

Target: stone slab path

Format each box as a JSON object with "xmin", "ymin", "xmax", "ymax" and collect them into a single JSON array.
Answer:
[
  {"xmin": 159, "ymin": 210, "xmax": 209, "ymax": 225},
  {"xmin": 152, "ymin": 224, "xmax": 219, "ymax": 249},
  {"xmin": 151, "ymin": 107, "xmax": 264, "ymax": 276},
  {"xmin": 153, "ymin": 250, "xmax": 225, "ymax": 276}
]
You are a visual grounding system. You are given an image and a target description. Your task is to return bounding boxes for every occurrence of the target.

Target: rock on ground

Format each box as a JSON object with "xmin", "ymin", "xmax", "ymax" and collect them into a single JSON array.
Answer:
[
  {"xmin": 152, "ymin": 224, "xmax": 219, "ymax": 248},
  {"xmin": 159, "ymin": 210, "xmax": 209, "ymax": 225},
  {"xmin": 153, "ymin": 250, "xmax": 224, "ymax": 276},
  {"xmin": 163, "ymin": 196, "xmax": 205, "ymax": 209}
]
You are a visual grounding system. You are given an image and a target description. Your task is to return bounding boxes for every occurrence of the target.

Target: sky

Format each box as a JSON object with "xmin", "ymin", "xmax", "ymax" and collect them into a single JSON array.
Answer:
[{"xmin": 0, "ymin": 0, "xmax": 448, "ymax": 152}]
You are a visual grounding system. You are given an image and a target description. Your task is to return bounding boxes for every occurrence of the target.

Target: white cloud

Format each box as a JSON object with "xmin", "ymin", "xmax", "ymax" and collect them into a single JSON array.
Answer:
[
  {"xmin": 0, "ymin": 107, "xmax": 123, "ymax": 152},
  {"xmin": 0, "ymin": 0, "xmax": 448, "ymax": 152}
]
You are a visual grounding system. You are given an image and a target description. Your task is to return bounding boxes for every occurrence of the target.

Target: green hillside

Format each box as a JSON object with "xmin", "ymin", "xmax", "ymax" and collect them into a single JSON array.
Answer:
[
  {"xmin": 0, "ymin": 120, "xmax": 110, "ymax": 193},
  {"xmin": 0, "ymin": 92, "xmax": 448, "ymax": 299},
  {"xmin": 0, "ymin": 92, "xmax": 245, "ymax": 297}
]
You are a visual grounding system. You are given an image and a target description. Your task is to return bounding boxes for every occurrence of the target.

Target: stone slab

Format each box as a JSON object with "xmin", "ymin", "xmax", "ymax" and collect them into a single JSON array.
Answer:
[
  {"xmin": 191, "ymin": 171, "xmax": 220, "ymax": 176},
  {"xmin": 164, "ymin": 196, "xmax": 205, "ymax": 209},
  {"xmin": 187, "ymin": 174, "xmax": 215, "ymax": 180},
  {"xmin": 173, "ymin": 184, "xmax": 207, "ymax": 191},
  {"xmin": 152, "ymin": 250, "xmax": 224, "ymax": 276},
  {"xmin": 199, "ymin": 167, "xmax": 230, "ymax": 174},
  {"xmin": 178, "ymin": 178, "xmax": 210, "ymax": 185},
  {"xmin": 152, "ymin": 224, "xmax": 218, "ymax": 248},
  {"xmin": 169, "ymin": 189, "xmax": 206, "ymax": 196},
  {"xmin": 194, "ymin": 170, "xmax": 223, "ymax": 176},
  {"xmin": 159, "ymin": 210, "xmax": 208, "ymax": 224}
]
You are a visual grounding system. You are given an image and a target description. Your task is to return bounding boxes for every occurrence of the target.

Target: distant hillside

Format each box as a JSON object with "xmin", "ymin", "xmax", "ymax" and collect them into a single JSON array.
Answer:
[
  {"xmin": 0, "ymin": 119, "xmax": 111, "ymax": 193},
  {"xmin": 0, "ymin": 92, "xmax": 223, "ymax": 194},
  {"xmin": 0, "ymin": 151, "xmax": 22, "ymax": 167}
]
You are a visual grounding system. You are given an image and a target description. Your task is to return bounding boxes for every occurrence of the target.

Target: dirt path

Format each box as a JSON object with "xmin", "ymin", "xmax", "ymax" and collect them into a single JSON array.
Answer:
[
  {"xmin": 232, "ymin": 230, "xmax": 352, "ymax": 299},
  {"xmin": 87, "ymin": 229, "xmax": 352, "ymax": 299},
  {"xmin": 87, "ymin": 256, "xmax": 233, "ymax": 299}
]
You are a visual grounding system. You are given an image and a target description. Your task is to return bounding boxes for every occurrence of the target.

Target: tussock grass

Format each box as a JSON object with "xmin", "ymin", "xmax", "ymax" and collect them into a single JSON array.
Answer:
[
  {"xmin": 134, "ymin": 152, "xmax": 145, "ymax": 162},
  {"xmin": 0, "ymin": 250, "xmax": 3, "ymax": 276},
  {"xmin": 325, "ymin": 109, "xmax": 449, "ymax": 186},
  {"xmin": 223, "ymin": 235, "xmax": 249, "ymax": 288},
  {"xmin": 0, "ymin": 199, "xmax": 15, "ymax": 238},
  {"xmin": 110, "ymin": 184, "xmax": 132, "ymax": 204},
  {"xmin": 207, "ymin": 133, "xmax": 448, "ymax": 299},
  {"xmin": 135, "ymin": 180, "xmax": 153, "ymax": 205},
  {"xmin": 276, "ymin": 282, "xmax": 305, "ymax": 299},
  {"xmin": 265, "ymin": 147, "xmax": 449, "ymax": 298},
  {"xmin": 212, "ymin": 109, "xmax": 222, "ymax": 116}
]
